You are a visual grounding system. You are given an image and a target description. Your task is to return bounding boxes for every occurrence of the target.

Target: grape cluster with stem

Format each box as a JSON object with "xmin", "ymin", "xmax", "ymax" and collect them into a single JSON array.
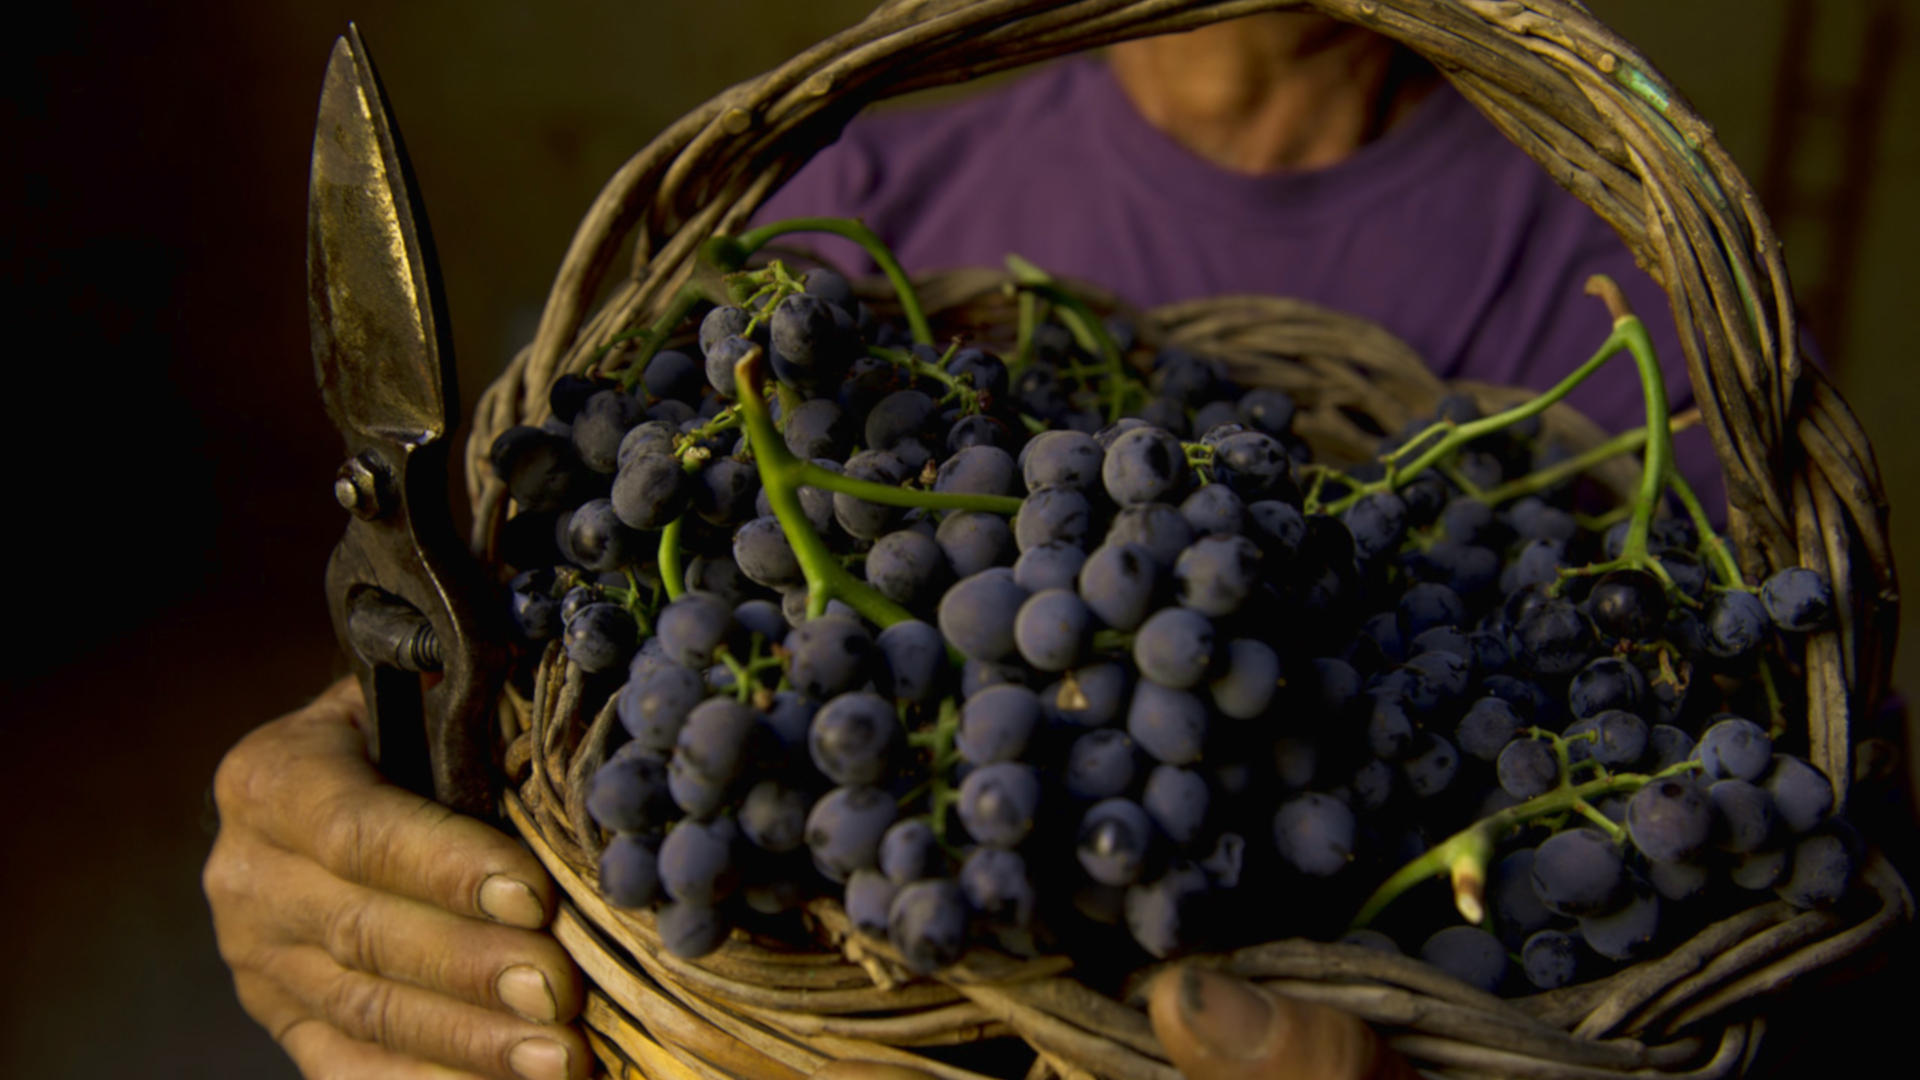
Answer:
[{"xmin": 486, "ymin": 217, "xmax": 1855, "ymax": 994}]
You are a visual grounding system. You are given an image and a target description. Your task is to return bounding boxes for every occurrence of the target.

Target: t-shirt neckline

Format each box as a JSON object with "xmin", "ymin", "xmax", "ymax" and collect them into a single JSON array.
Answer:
[{"xmin": 1079, "ymin": 57, "xmax": 1472, "ymax": 228}]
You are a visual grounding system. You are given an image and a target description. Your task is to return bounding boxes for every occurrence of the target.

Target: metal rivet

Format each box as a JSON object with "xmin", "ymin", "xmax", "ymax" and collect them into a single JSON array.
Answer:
[{"xmin": 335, "ymin": 455, "xmax": 385, "ymax": 519}]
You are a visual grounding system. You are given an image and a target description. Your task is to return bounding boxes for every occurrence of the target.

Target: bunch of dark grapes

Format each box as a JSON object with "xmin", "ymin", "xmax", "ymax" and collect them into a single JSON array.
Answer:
[{"xmin": 486, "ymin": 250, "xmax": 1860, "ymax": 995}]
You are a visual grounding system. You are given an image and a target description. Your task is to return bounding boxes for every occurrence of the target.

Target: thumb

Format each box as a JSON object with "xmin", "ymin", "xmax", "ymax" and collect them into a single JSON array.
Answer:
[{"xmin": 1147, "ymin": 965, "xmax": 1415, "ymax": 1080}]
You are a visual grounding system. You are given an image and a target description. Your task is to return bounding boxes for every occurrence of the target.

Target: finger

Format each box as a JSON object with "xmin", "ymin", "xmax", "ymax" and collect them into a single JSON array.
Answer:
[
  {"xmin": 1147, "ymin": 966, "xmax": 1416, "ymax": 1080},
  {"xmin": 257, "ymin": 841, "xmax": 582, "ymax": 1023},
  {"xmin": 273, "ymin": 944, "xmax": 590, "ymax": 1080},
  {"xmin": 216, "ymin": 683, "xmax": 555, "ymax": 929},
  {"xmin": 280, "ymin": 1018, "xmax": 493, "ymax": 1080},
  {"xmin": 810, "ymin": 1063, "xmax": 941, "ymax": 1080}
]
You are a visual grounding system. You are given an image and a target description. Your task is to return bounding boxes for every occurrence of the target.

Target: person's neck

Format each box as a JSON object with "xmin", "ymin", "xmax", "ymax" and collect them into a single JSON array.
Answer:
[{"xmin": 1106, "ymin": 13, "xmax": 1439, "ymax": 174}]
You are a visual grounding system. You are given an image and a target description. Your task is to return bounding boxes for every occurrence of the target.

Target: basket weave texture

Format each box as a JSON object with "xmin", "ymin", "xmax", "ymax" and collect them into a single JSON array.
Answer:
[{"xmin": 464, "ymin": 2, "xmax": 1909, "ymax": 1077}]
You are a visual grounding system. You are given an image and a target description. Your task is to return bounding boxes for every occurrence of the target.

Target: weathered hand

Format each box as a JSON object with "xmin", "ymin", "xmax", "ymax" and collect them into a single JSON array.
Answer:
[
  {"xmin": 811, "ymin": 963, "xmax": 1412, "ymax": 1080},
  {"xmin": 204, "ymin": 677, "xmax": 589, "ymax": 1080}
]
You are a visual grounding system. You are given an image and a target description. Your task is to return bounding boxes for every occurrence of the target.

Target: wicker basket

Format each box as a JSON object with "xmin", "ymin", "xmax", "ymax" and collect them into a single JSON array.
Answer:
[{"xmin": 464, "ymin": 2, "xmax": 1909, "ymax": 1077}]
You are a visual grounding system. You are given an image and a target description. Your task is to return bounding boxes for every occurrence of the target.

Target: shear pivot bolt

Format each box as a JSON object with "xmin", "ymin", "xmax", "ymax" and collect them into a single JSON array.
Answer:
[{"xmin": 335, "ymin": 455, "xmax": 386, "ymax": 519}]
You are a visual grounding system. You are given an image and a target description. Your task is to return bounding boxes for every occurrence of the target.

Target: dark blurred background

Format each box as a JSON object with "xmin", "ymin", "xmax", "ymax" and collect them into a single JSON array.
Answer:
[{"xmin": 2, "ymin": 1, "xmax": 1912, "ymax": 1076}]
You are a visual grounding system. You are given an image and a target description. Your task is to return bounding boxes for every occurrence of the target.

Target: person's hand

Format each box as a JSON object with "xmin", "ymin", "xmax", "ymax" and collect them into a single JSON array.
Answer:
[
  {"xmin": 204, "ymin": 677, "xmax": 589, "ymax": 1080},
  {"xmin": 811, "ymin": 963, "xmax": 1413, "ymax": 1080}
]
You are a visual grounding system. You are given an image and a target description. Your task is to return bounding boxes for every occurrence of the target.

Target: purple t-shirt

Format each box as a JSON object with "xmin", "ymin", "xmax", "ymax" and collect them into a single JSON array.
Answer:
[{"xmin": 756, "ymin": 58, "xmax": 1718, "ymax": 503}]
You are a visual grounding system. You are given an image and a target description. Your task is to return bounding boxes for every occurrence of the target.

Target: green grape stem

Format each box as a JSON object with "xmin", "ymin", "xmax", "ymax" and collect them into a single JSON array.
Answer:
[
  {"xmin": 1350, "ymin": 757, "xmax": 1701, "ymax": 929},
  {"xmin": 658, "ymin": 516, "xmax": 686, "ymax": 602},
  {"xmin": 729, "ymin": 346, "xmax": 915, "ymax": 626},
  {"xmin": 1006, "ymin": 255, "xmax": 1134, "ymax": 422},
  {"xmin": 869, "ymin": 343, "xmax": 984, "ymax": 413},
  {"xmin": 1472, "ymin": 410, "xmax": 1699, "ymax": 508},
  {"xmin": 732, "ymin": 217, "xmax": 934, "ymax": 345},
  {"xmin": 1665, "ymin": 466, "xmax": 1748, "ymax": 589}
]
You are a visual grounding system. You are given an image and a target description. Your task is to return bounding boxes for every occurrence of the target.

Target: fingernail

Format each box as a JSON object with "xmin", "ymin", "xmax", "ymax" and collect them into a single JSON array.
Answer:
[
  {"xmin": 497, "ymin": 965, "xmax": 557, "ymax": 1023},
  {"xmin": 480, "ymin": 875, "xmax": 545, "ymax": 928},
  {"xmin": 509, "ymin": 1037, "xmax": 570, "ymax": 1080},
  {"xmin": 1178, "ymin": 966, "xmax": 1279, "ymax": 1062}
]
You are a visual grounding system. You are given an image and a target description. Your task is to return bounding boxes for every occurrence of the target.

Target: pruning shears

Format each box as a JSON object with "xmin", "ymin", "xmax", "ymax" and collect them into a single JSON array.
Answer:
[{"xmin": 307, "ymin": 26, "xmax": 505, "ymax": 818}]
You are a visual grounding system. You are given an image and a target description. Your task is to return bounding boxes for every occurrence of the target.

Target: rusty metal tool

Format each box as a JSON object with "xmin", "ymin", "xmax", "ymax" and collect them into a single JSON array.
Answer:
[{"xmin": 308, "ymin": 25, "xmax": 505, "ymax": 818}]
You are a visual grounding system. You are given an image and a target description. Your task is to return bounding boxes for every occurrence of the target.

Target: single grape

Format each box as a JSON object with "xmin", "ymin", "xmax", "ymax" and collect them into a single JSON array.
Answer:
[
  {"xmin": 888, "ymin": 879, "xmax": 969, "ymax": 974},
  {"xmin": 1586, "ymin": 569, "xmax": 1668, "ymax": 640},
  {"xmin": 1077, "ymin": 798, "xmax": 1156, "ymax": 886},
  {"xmin": 1077, "ymin": 543, "xmax": 1160, "ymax": 631},
  {"xmin": 563, "ymin": 603, "xmax": 639, "ymax": 673},
  {"xmin": 809, "ymin": 692, "xmax": 899, "ymax": 786},
  {"xmin": 1626, "ymin": 778, "xmax": 1712, "ymax": 863},
  {"xmin": 1127, "ymin": 681, "xmax": 1209, "ymax": 766},
  {"xmin": 874, "ymin": 619, "xmax": 946, "ymax": 704},
  {"xmin": 1703, "ymin": 590, "xmax": 1771, "ymax": 659},
  {"xmin": 1179, "ymin": 484, "xmax": 1245, "ymax": 536},
  {"xmin": 1342, "ymin": 492, "xmax": 1408, "ymax": 561},
  {"xmin": 1013, "ymin": 486, "xmax": 1092, "ymax": 552},
  {"xmin": 1775, "ymin": 828, "xmax": 1855, "ymax": 908},
  {"xmin": 1064, "ymin": 728, "xmax": 1139, "ymax": 801},
  {"xmin": 1104, "ymin": 503, "xmax": 1195, "ymax": 569},
  {"xmin": 1496, "ymin": 737, "xmax": 1559, "ymax": 800},
  {"xmin": 1489, "ymin": 851, "xmax": 1554, "ymax": 947},
  {"xmin": 935, "ymin": 445, "xmax": 1018, "ymax": 498},
  {"xmin": 1708, "ymin": 779, "xmax": 1778, "ymax": 854},
  {"xmin": 1013, "ymin": 542, "xmax": 1089, "ymax": 593},
  {"xmin": 957, "ymin": 762, "xmax": 1042, "ymax": 848},
  {"xmin": 731, "ymin": 515, "xmax": 802, "ymax": 589},
  {"xmin": 658, "ymin": 817, "xmax": 739, "ymax": 905},
  {"xmin": 1579, "ymin": 887, "xmax": 1662, "ymax": 961},
  {"xmin": 1272, "ymin": 793, "xmax": 1357, "ymax": 877},
  {"xmin": 866, "ymin": 530, "xmax": 952, "ymax": 608},
  {"xmin": 879, "ymin": 819, "xmax": 944, "ymax": 885},
  {"xmin": 1142, "ymin": 765, "xmax": 1210, "ymax": 847},
  {"xmin": 586, "ymin": 751, "xmax": 674, "ymax": 834},
  {"xmin": 1173, "ymin": 533, "xmax": 1263, "ymax": 616},
  {"xmin": 805, "ymin": 785, "xmax": 898, "ymax": 883},
  {"xmin": 618, "ymin": 664, "xmax": 704, "ymax": 750},
  {"xmin": 1208, "ymin": 638, "xmax": 1281, "ymax": 720},
  {"xmin": 1588, "ymin": 709, "xmax": 1649, "ymax": 767},
  {"xmin": 1696, "ymin": 716, "xmax": 1772, "ymax": 782},
  {"xmin": 564, "ymin": 498, "xmax": 644, "ymax": 572},
  {"xmin": 785, "ymin": 615, "xmax": 875, "ymax": 701},
  {"xmin": 960, "ymin": 847, "xmax": 1036, "ymax": 928},
  {"xmin": 1365, "ymin": 693, "xmax": 1419, "ymax": 762},
  {"xmin": 956, "ymin": 684, "xmax": 1043, "ymax": 765},
  {"xmin": 656, "ymin": 592, "xmax": 736, "ymax": 669},
  {"xmin": 1133, "ymin": 607, "xmax": 1216, "ymax": 690},
  {"xmin": 1457, "ymin": 697, "xmax": 1523, "ymax": 762},
  {"xmin": 781, "ymin": 397, "xmax": 846, "ymax": 460},
  {"xmin": 833, "ymin": 449, "xmax": 910, "ymax": 540},
  {"xmin": 1531, "ymin": 828, "xmax": 1625, "ymax": 916},
  {"xmin": 938, "ymin": 569, "xmax": 1030, "ymax": 662},
  {"xmin": 598, "ymin": 834, "xmax": 661, "ymax": 909},
  {"xmin": 844, "ymin": 868, "xmax": 898, "ymax": 938},
  {"xmin": 1102, "ymin": 426, "xmax": 1191, "ymax": 505},
  {"xmin": 1421, "ymin": 926, "xmax": 1508, "ymax": 993},
  {"xmin": 1521, "ymin": 930, "xmax": 1582, "ymax": 990},
  {"xmin": 935, "ymin": 511, "xmax": 1016, "ymax": 578},
  {"xmin": 1213, "ymin": 431, "xmax": 1293, "ymax": 498},
  {"xmin": 1567, "ymin": 657, "xmax": 1646, "ymax": 720},
  {"xmin": 1401, "ymin": 733, "xmax": 1460, "ymax": 798},
  {"xmin": 739, "ymin": 780, "xmax": 812, "ymax": 854},
  {"xmin": 1764, "ymin": 755, "xmax": 1835, "ymax": 834},
  {"xmin": 1760, "ymin": 567, "xmax": 1834, "ymax": 632},
  {"xmin": 1515, "ymin": 598, "xmax": 1597, "ymax": 677},
  {"xmin": 657, "ymin": 900, "xmax": 730, "ymax": 959}
]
